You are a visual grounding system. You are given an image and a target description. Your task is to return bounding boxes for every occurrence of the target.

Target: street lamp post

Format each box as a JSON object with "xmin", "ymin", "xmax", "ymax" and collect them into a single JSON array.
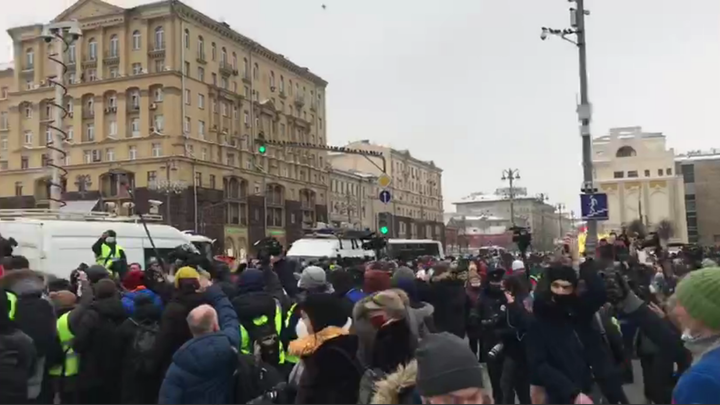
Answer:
[
  {"xmin": 536, "ymin": 193, "xmax": 549, "ymax": 250},
  {"xmin": 541, "ymin": 0, "xmax": 597, "ymax": 257},
  {"xmin": 557, "ymin": 203, "xmax": 566, "ymax": 238},
  {"xmin": 501, "ymin": 169, "xmax": 521, "ymax": 226}
]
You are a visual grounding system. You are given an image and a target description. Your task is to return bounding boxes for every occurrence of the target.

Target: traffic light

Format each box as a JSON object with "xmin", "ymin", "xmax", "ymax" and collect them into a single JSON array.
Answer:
[
  {"xmin": 256, "ymin": 133, "xmax": 267, "ymax": 155},
  {"xmin": 380, "ymin": 225, "xmax": 389, "ymax": 235},
  {"xmin": 378, "ymin": 212, "xmax": 390, "ymax": 235}
]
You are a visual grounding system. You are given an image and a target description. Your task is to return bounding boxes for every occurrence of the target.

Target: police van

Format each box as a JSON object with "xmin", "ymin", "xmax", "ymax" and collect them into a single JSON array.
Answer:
[{"xmin": 0, "ymin": 209, "xmax": 193, "ymax": 278}]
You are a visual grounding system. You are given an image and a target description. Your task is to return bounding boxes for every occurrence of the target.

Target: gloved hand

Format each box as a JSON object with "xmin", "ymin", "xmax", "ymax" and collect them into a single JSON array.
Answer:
[{"xmin": 606, "ymin": 272, "xmax": 643, "ymax": 314}]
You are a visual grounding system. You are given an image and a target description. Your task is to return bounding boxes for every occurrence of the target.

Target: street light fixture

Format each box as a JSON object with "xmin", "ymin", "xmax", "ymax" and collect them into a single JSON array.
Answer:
[
  {"xmin": 501, "ymin": 168, "xmax": 521, "ymax": 226},
  {"xmin": 541, "ymin": 0, "xmax": 598, "ymax": 258},
  {"xmin": 557, "ymin": 203, "xmax": 566, "ymax": 237}
]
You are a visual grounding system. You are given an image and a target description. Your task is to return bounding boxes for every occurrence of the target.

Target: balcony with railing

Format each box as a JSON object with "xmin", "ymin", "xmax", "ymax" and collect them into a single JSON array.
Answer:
[
  {"xmin": 103, "ymin": 50, "xmax": 120, "ymax": 65},
  {"xmin": 196, "ymin": 51, "xmax": 207, "ymax": 64},
  {"xmin": 294, "ymin": 94, "xmax": 305, "ymax": 107},
  {"xmin": 149, "ymin": 42, "xmax": 166, "ymax": 58},
  {"xmin": 219, "ymin": 60, "xmax": 234, "ymax": 77}
]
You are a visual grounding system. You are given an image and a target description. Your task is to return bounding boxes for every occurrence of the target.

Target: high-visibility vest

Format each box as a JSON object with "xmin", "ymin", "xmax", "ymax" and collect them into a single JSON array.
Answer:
[
  {"xmin": 6, "ymin": 291, "xmax": 16, "ymax": 320},
  {"xmin": 48, "ymin": 312, "xmax": 79, "ymax": 377},
  {"xmin": 96, "ymin": 243, "xmax": 124, "ymax": 269},
  {"xmin": 239, "ymin": 302, "xmax": 286, "ymax": 364},
  {"xmin": 285, "ymin": 303, "xmax": 299, "ymax": 364}
]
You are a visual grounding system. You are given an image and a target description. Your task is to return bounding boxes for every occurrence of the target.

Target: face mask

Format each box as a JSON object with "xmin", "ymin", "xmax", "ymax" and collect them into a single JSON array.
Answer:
[
  {"xmin": 552, "ymin": 293, "xmax": 576, "ymax": 306},
  {"xmin": 105, "ymin": 237, "xmax": 116, "ymax": 244}
]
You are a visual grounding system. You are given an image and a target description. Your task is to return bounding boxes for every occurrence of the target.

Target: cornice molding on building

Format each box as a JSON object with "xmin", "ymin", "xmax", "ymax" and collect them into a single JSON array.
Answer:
[
  {"xmin": 171, "ymin": 1, "xmax": 328, "ymax": 87},
  {"xmin": 8, "ymin": 71, "xmax": 183, "ymax": 98}
]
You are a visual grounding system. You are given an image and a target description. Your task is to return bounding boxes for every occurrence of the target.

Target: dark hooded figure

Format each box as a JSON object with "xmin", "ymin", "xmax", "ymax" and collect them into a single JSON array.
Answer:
[
  {"xmin": 526, "ymin": 263, "xmax": 626, "ymax": 404},
  {"xmin": 475, "ymin": 266, "xmax": 507, "ymax": 404}
]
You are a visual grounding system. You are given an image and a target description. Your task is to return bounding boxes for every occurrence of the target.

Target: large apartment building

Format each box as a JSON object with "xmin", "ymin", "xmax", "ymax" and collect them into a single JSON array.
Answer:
[
  {"xmin": 328, "ymin": 140, "xmax": 445, "ymax": 242},
  {"xmin": 0, "ymin": 0, "xmax": 329, "ymax": 255}
]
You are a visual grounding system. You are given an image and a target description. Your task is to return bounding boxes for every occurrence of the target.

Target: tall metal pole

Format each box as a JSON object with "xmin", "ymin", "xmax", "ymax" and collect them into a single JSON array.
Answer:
[
  {"xmin": 576, "ymin": 0, "xmax": 597, "ymax": 257},
  {"xmin": 509, "ymin": 174, "xmax": 515, "ymax": 226},
  {"xmin": 557, "ymin": 203, "xmax": 565, "ymax": 237},
  {"xmin": 50, "ymin": 34, "xmax": 66, "ymax": 210}
]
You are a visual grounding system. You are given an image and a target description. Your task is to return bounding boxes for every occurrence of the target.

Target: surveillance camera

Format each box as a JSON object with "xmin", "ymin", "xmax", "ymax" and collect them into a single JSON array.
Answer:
[
  {"xmin": 40, "ymin": 26, "xmax": 54, "ymax": 43},
  {"xmin": 148, "ymin": 199, "xmax": 163, "ymax": 206},
  {"xmin": 540, "ymin": 28, "xmax": 548, "ymax": 41},
  {"xmin": 67, "ymin": 24, "xmax": 82, "ymax": 41}
]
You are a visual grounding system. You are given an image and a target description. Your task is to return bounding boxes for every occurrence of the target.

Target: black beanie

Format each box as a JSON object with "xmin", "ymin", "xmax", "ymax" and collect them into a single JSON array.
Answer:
[
  {"xmin": 300, "ymin": 293, "xmax": 347, "ymax": 332},
  {"xmin": 546, "ymin": 265, "xmax": 578, "ymax": 286},
  {"xmin": 416, "ymin": 332, "xmax": 484, "ymax": 397}
]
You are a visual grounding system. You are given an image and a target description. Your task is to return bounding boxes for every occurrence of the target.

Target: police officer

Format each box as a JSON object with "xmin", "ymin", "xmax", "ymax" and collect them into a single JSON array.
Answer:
[{"xmin": 92, "ymin": 230, "xmax": 126, "ymax": 277}]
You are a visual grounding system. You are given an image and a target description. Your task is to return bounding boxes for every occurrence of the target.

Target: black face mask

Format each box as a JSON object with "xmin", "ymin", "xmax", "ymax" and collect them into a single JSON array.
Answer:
[
  {"xmin": 486, "ymin": 285, "xmax": 503, "ymax": 297},
  {"xmin": 552, "ymin": 293, "xmax": 577, "ymax": 307}
]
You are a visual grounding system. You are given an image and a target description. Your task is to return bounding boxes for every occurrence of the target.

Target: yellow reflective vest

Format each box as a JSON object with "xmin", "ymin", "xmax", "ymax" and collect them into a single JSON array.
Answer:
[
  {"xmin": 239, "ymin": 302, "xmax": 286, "ymax": 364},
  {"xmin": 6, "ymin": 291, "xmax": 16, "ymax": 320},
  {"xmin": 96, "ymin": 243, "xmax": 125, "ymax": 270},
  {"xmin": 48, "ymin": 312, "xmax": 79, "ymax": 377},
  {"xmin": 285, "ymin": 303, "xmax": 298, "ymax": 364}
]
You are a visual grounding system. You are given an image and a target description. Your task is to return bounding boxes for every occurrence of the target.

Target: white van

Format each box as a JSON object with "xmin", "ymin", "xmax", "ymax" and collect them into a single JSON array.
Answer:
[
  {"xmin": 0, "ymin": 210, "xmax": 193, "ymax": 279},
  {"xmin": 386, "ymin": 239, "xmax": 445, "ymax": 260},
  {"xmin": 286, "ymin": 234, "xmax": 376, "ymax": 262}
]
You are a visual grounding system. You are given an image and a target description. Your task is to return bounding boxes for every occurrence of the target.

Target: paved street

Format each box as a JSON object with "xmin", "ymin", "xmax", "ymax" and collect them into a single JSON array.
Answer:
[{"xmin": 624, "ymin": 360, "xmax": 646, "ymax": 404}]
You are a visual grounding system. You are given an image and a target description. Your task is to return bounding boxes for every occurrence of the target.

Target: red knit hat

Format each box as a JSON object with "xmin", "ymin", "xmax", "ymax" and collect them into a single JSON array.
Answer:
[
  {"xmin": 364, "ymin": 269, "xmax": 391, "ymax": 294},
  {"xmin": 122, "ymin": 270, "xmax": 144, "ymax": 291}
]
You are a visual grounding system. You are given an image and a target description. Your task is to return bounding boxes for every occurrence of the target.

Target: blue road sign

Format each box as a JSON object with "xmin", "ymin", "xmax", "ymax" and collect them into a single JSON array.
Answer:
[
  {"xmin": 379, "ymin": 190, "xmax": 392, "ymax": 204},
  {"xmin": 580, "ymin": 193, "xmax": 609, "ymax": 221}
]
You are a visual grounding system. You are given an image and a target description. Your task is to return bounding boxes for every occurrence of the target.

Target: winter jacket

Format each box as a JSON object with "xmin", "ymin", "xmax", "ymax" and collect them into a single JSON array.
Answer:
[
  {"xmin": 151, "ymin": 290, "xmax": 208, "ymax": 378},
  {"xmin": 272, "ymin": 259, "xmax": 299, "ymax": 299},
  {"xmin": 293, "ymin": 332, "xmax": 363, "ymax": 404},
  {"xmin": 158, "ymin": 286, "xmax": 240, "ymax": 404},
  {"xmin": 0, "ymin": 270, "xmax": 63, "ymax": 402},
  {"xmin": 116, "ymin": 294, "xmax": 163, "ymax": 404},
  {"xmin": 673, "ymin": 339, "xmax": 720, "ymax": 404},
  {"xmin": 0, "ymin": 328, "xmax": 37, "ymax": 404},
  {"xmin": 425, "ymin": 272, "xmax": 469, "ymax": 338},
  {"xmin": 121, "ymin": 287, "xmax": 163, "ymax": 316},
  {"xmin": 72, "ymin": 295, "xmax": 128, "ymax": 400},
  {"xmin": 370, "ymin": 360, "xmax": 421, "ymax": 404},
  {"xmin": 525, "ymin": 267, "xmax": 609, "ymax": 404}
]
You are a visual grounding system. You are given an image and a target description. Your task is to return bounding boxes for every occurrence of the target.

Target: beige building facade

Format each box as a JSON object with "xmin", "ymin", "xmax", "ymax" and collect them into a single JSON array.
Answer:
[
  {"xmin": 676, "ymin": 151, "xmax": 720, "ymax": 245},
  {"xmin": 592, "ymin": 126, "xmax": 687, "ymax": 242},
  {"xmin": 327, "ymin": 140, "xmax": 444, "ymax": 241},
  {"xmin": 0, "ymin": 0, "xmax": 330, "ymax": 255},
  {"xmin": 328, "ymin": 168, "xmax": 377, "ymax": 230}
]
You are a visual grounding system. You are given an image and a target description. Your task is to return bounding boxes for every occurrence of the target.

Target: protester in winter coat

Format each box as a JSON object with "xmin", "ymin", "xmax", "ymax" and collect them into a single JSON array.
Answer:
[
  {"xmin": 328, "ymin": 269, "xmax": 360, "ymax": 318},
  {"xmin": 272, "ymin": 256, "xmax": 300, "ymax": 299},
  {"xmin": 121, "ymin": 270, "xmax": 163, "ymax": 316},
  {"xmin": 475, "ymin": 267, "xmax": 508, "ymax": 404},
  {"xmin": 289, "ymin": 293, "xmax": 363, "ymax": 404},
  {"xmin": 390, "ymin": 267, "xmax": 435, "ymax": 336},
  {"xmin": 151, "ymin": 267, "xmax": 208, "ymax": 379},
  {"xmin": 73, "ymin": 278, "xmax": 128, "ymax": 403},
  {"xmin": 158, "ymin": 284, "xmax": 240, "ymax": 404},
  {"xmin": 0, "ymin": 288, "xmax": 37, "ymax": 404},
  {"xmin": 116, "ymin": 293, "xmax": 163, "ymax": 404},
  {"xmin": 424, "ymin": 262, "xmax": 469, "ymax": 339},
  {"xmin": 465, "ymin": 268, "xmax": 483, "ymax": 358},
  {"xmin": 283, "ymin": 266, "xmax": 336, "ymax": 352},
  {"xmin": 0, "ymin": 268, "xmax": 63, "ymax": 403},
  {"xmin": 525, "ymin": 263, "xmax": 614, "ymax": 404},
  {"xmin": 669, "ymin": 267, "xmax": 720, "ymax": 404},
  {"xmin": 414, "ymin": 332, "xmax": 491, "ymax": 404}
]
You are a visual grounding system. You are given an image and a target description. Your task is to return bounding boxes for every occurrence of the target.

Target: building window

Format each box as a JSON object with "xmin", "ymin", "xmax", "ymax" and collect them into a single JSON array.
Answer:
[
  {"xmin": 154, "ymin": 87, "xmax": 163, "ymax": 102},
  {"xmin": 15, "ymin": 182, "xmax": 23, "ymax": 196},
  {"xmin": 184, "ymin": 116, "xmax": 190, "ymax": 133},
  {"xmin": 110, "ymin": 67, "xmax": 119, "ymax": 78},
  {"xmin": 613, "ymin": 171, "xmax": 624, "ymax": 179},
  {"xmin": 685, "ymin": 194, "xmax": 696, "ymax": 212},
  {"xmin": 106, "ymin": 148, "xmax": 115, "ymax": 162},
  {"xmin": 0, "ymin": 136, "xmax": 6, "ymax": 151},
  {"xmin": 666, "ymin": 168, "xmax": 672, "ymax": 176},
  {"xmin": 681, "ymin": 164, "xmax": 695, "ymax": 183},
  {"xmin": 644, "ymin": 169, "xmax": 650, "ymax": 177},
  {"xmin": 25, "ymin": 48, "xmax": 34, "ymax": 68},
  {"xmin": 183, "ymin": 61, "xmax": 189, "ymax": 75},
  {"xmin": 627, "ymin": 170, "xmax": 638, "ymax": 178},
  {"xmin": 184, "ymin": 89, "xmax": 190, "ymax": 105},
  {"xmin": 279, "ymin": 76, "xmax": 284, "ymax": 92},
  {"xmin": 132, "ymin": 63, "xmax": 142, "ymax": 75},
  {"xmin": 109, "ymin": 35, "xmax": 119, "ymax": 57},
  {"xmin": 128, "ymin": 145, "xmax": 137, "ymax": 160},
  {"xmin": 130, "ymin": 91, "xmax": 140, "ymax": 109},
  {"xmin": 154, "ymin": 115, "xmax": 164, "ymax": 131},
  {"xmin": 195, "ymin": 172, "xmax": 202, "ymax": 187},
  {"xmin": 0, "ymin": 87, "xmax": 7, "ymax": 99},
  {"xmin": 266, "ymin": 184, "xmax": 284, "ymax": 227},
  {"xmin": 198, "ymin": 120, "xmax": 205, "ymax": 138},
  {"xmin": 147, "ymin": 171, "xmax": 157, "ymax": 185},
  {"xmin": 210, "ymin": 43, "xmax": 216, "ymax": 61},
  {"xmin": 154, "ymin": 26, "xmax": 164, "ymax": 50},
  {"xmin": 270, "ymin": 71, "xmax": 275, "ymax": 88},
  {"xmin": 184, "ymin": 29, "xmax": 189, "ymax": 48},
  {"xmin": 86, "ymin": 123, "xmax": 95, "ymax": 141},
  {"xmin": 108, "ymin": 120, "xmax": 117, "ymax": 136},
  {"xmin": 131, "ymin": 118, "xmax": 140, "ymax": 136},
  {"xmin": 20, "ymin": 157, "xmax": 29, "ymax": 169},
  {"xmin": 151, "ymin": 143, "xmax": 162, "ymax": 157},
  {"xmin": 67, "ymin": 126, "xmax": 73, "ymax": 140},
  {"xmin": 88, "ymin": 38, "xmax": 97, "ymax": 60},
  {"xmin": 232, "ymin": 52, "xmax": 237, "ymax": 69},
  {"xmin": 0, "ymin": 112, "xmax": 7, "ymax": 130},
  {"xmin": 197, "ymin": 66, "xmax": 204, "ymax": 81},
  {"xmin": 223, "ymin": 177, "xmax": 248, "ymax": 225},
  {"xmin": 221, "ymin": 47, "xmax": 227, "ymax": 64},
  {"xmin": 24, "ymin": 103, "xmax": 32, "ymax": 118},
  {"xmin": 198, "ymin": 94, "xmax": 205, "ymax": 109},
  {"xmin": 657, "ymin": 168, "xmax": 663, "ymax": 176},
  {"xmin": 67, "ymin": 43, "xmax": 76, "ymax": 63},
  {"xmin": 221, "ymin": 77, "xmax": 228, "ymax": 89},
  {"xmin": 132, "ymin": 30, "xmax": 141, "ymax": 50},
  {"xmin": 253, "ymin": 63, "xmax": 259, "ymax": 80},
  {"xmin": 154, "ymin": 59, "xmax": 165, "ymax": 73},
  {"xmin": 212, "ymin": 73, "xmax": 217, "ymax": 86}
]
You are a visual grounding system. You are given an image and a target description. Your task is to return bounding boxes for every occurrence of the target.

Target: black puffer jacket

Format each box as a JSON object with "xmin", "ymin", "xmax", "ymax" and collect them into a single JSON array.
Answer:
[
  {"xmin": 72, "ymin": 296, "xmax": 128, "ymax": 398},
  {"xmin": 0, "ymin": 328, "xmax": 37, "ymax": 403},
  {"xmin": 425, "ymin": 272, "xmax": 469, "ymax": 338}
]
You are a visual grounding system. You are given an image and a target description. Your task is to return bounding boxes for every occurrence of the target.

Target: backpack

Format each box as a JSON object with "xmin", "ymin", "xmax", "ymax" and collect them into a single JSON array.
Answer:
[
  {"xmin": 129, "ymin": 319, "xmax": 159, "ymax": 373},
  {"xmin": 233, "ymin": 349, "xmax": 284, "ymax": 404}
]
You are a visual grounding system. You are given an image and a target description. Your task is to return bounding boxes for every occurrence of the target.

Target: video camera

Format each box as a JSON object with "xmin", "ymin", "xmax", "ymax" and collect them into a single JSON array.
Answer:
[
  {"xmin": 254, "ymin": 237, "xmax": 283, "ymax": 265},
  {"xmin": 0, "ymin": 234, "xmax": 18, "ymax": 257},
  {"xmin": 167, "ymin": 243, "xmax": 214, "ymax": 276}
]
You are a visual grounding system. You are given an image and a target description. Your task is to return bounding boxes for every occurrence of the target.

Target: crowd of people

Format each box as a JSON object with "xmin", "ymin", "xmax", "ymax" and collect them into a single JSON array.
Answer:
[{"xmin": 0, "ymin": 230, "xmax": 719, "ymax": 404}]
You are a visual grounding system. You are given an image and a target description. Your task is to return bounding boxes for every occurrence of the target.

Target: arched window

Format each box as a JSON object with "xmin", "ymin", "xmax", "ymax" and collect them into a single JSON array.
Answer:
[
  {"xmin": 132, "ymin": 31, "xmax": 141, "ymax": 50},
  {"xmin": 197, "ymin": 36, "xmax": 204, "ymax": 57},
  {"xmin": 211, "ymin": 42, "xmax": 217, "ymax": 61},
  {"xmin": 270, "ymin": 71, "xmax": 275, "ymax": 88},
  {"xmin": 109, "ymin": 34, "xmax": 119, "ymax": 57},
  {"xmin": 88, "ymin": 38, "xmax": 97, "ymax": 60},
  {"xmin": 266, "ymin": 184, "xmax": 284, "ymax": 227},
  {"xmin": 253, "ymin": 63, "xmax": 259, "ymax": 80},
  {"xmin": 154, "ymin": 26, "xmax": 164, "ymax": 50},
  {"xmin": 184, "ymin": 29, "xmax": 189, "ymax": 48},
  {"xmin": 25, "ymin": 48, "xmax": 34, "ymax": 68},
  {"xmin": 616, "ymin": 146, "xmax": 637, "ymax": 158},
  {"xmin": 243, "ymin": 57, "xmax": 249, "ymax": 76},
  {"xmin": 232, "ymin": 52, "xmax": 237, "ymax": 69},
  {"xmin": 279, "ymin": 75, "xmax": 285, "ymax": 92},
  {"xmin": 289, "ymin": 79, "xmax": 293, "ymax": 95},
  {"xmin": 221, "ymin": 47, "xmax": 227, "ymax": 64}
]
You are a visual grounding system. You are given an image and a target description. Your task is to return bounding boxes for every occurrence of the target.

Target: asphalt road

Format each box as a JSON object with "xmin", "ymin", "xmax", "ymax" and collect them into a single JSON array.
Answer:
[{"xmin": 623, "ymin": 360, "xmax": 647, "ymax": 404}]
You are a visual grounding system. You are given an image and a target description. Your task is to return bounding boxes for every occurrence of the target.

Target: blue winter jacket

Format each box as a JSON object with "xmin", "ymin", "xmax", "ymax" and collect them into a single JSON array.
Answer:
[
  {"xmin": 121, "ymin": 288, "xmax": 163, "ymax": 316},
  {"xmin": 158, "ymin": 285, "xmax": 241, "ymax": 404},
  {"xmin": 673, "ymin": 345, "xmax": 720, "ymax": 404}
]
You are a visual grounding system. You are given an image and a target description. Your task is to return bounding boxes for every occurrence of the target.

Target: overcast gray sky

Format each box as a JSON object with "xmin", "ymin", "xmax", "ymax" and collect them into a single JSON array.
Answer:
[{"xmin": 3, "ymin": 0, "xmax": 719, "ymax": 214}]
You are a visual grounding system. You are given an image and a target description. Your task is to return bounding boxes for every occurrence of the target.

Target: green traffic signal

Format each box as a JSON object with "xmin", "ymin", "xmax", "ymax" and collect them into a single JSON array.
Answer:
[
  {"xmin": 258, "ymin": 145, "xmax": 266, "ymax": 154},
  {"xmin": 380, "ymin": 226, "xmax": 389, "ymax": 235}
]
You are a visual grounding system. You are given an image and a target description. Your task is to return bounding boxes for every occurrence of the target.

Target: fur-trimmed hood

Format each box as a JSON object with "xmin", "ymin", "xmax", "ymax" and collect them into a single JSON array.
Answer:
[{"xmin": 370, "ymin": 360, "xmax": 418, "ymax": 404}]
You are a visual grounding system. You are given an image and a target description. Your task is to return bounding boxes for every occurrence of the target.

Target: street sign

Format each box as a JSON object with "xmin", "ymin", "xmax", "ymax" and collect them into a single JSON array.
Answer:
[
  {"xmin": 580, "ymin": 193, "xmax": 609, "ymax": 221},
  {"xmin": 377, "ymin": 174, "xmax": 392, "ymax": 188},
  {"xmin": 379, "ymin": 190, "xmax": 392, "ymax": 204}
]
